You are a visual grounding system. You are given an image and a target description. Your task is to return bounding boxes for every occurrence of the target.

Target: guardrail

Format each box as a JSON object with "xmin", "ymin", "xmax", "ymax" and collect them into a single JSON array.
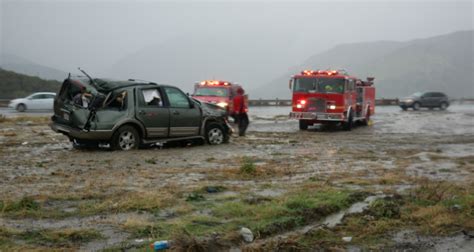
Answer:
[{"xmin": 0, "ymin": 99, "xmax": 9, "ymax": 107}]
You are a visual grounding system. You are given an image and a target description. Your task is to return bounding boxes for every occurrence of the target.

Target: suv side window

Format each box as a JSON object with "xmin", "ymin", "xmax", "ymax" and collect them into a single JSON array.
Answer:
[
  {"xmin": 140, "ymin": 88, "xmax": 163, "ymax": 107},
  {"xmin": 163, "ymin": 87, "xmax": 190, "ymax": 108}
]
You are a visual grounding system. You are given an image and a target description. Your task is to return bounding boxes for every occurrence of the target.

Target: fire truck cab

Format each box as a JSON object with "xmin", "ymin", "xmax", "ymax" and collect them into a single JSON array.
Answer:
[
  {"xmin": 192, "ymin": 80, "xmax": 247, "ymax": 116},
  {"xmin": 289, "ymin": 70, "xmax": 375, "ymax": 130}
]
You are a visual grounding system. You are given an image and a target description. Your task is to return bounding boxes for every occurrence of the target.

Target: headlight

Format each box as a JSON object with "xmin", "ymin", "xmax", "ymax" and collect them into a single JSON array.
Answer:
[
  {"xmin": 217, "ymin": 102, "xmax": 228, "ymax": 108},
  {"xmin": 404, "ymin": 99, "xmax": 413, "ymax": 103},
  {"xmin": 328, "ymin": 105, "xmax": 336, "ymax": 110}
]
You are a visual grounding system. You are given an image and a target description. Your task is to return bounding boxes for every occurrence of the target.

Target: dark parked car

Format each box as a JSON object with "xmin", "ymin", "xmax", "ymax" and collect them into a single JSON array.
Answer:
[
  {"xmin": 50, "ymin": 76, "xmax": 232, "ymax": 150},
  {"xmin": 399, "ymin": 92, "xmax": 450, "ymax": 111}
]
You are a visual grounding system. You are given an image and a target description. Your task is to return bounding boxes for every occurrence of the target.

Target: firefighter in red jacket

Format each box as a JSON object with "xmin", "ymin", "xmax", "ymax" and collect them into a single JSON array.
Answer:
[{"xmin": 232, "ymin": 87, "xmax": 249, "ymax": 136}]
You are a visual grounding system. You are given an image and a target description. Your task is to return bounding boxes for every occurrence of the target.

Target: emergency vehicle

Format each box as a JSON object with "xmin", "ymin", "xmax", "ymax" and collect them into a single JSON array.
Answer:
[
  {"xmin": 289, "ymin": 70, "xmax": 375, "ymax": 130},
  {"xmin": 192, "ymin": 80, "xmax": 248, "ymax": 116}
]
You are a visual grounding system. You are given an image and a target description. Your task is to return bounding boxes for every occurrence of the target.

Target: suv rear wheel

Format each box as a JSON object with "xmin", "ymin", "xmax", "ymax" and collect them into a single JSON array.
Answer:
[
  {"xmin": 112, "ymin": 125, "xmax": 140, "ymax": 150},
  {"xmin": 206, "ymin": 123, "xmax": 226, "ymax": 145}
]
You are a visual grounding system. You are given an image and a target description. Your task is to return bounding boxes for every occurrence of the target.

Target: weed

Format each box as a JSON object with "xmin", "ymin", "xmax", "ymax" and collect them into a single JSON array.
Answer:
[
  {"xmin": 145, "ymin": 158, "xmax": 157, "ymax": 164},
  {"xmin": 202, "ymin": 185, "xmax": 226, "ymax": 194},
  {"xmin": 368, "ymin": 198, "xmax": 401, "ymax": 219},
  {"xmin": 0, "ymin": 196, "xmax": 40, "ymax": 213},
  {"xmin": 22, "ymin": 228, "xmax": 102, "ymax": 246},
  {"xmin": 186, "ymin": 193, "xmax": 205, "ymax": 202},
  {"xmin": 240, "ymin": 157, "xmax": 256, "ymax": 175}
]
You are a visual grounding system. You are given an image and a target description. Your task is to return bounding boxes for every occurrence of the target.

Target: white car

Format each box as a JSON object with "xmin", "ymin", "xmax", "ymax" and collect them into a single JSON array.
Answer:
[{"xmin": 8, "ymin": 92, "xmax": 56, "ymax": 112}]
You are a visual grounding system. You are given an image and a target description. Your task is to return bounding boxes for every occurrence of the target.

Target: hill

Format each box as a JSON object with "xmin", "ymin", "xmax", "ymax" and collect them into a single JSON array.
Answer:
[
  {"xmin": 253, "ymin": 30, "xmax": 474, "ymax": 99},
  {"xmin": 0, "ymin": 68, "xmax": 61, "ymax": 99},
  {"xmin": 0, "ymin": 53, "xmax": 67, "ymax": 81}
]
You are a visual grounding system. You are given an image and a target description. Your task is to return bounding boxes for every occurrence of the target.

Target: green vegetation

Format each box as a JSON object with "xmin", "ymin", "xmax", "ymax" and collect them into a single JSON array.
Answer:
[
  {"xmin": 0, "ymin": 68, "xmax": 60, "ymax": 99},
  {"xmin": 240, "ymin": 156, "xmax": 256, "ymax": 175},
  {"xmin": 0, "ymin": 227, "xmax": 102, "ymax": 248},
  {"xmin": 121, "ymin": 184, "xmax": 367, "ymax": 242},
  {"xmin": 294, "ymin": 180, "xmax": 474, "ymax": 250}
]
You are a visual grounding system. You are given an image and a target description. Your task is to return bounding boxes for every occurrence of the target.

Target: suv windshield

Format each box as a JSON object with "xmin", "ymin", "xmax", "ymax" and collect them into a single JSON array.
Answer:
[
  {"xmin": 294, "ymin": 78, "xmax": 345, "ymax": 93},
  {"xmin": 194, "ymin": 87, "xmax": 229, "ymax": 97},
  {"xmin": 410, "ymin": 92, "xmax": 423, "ymax": 97}
]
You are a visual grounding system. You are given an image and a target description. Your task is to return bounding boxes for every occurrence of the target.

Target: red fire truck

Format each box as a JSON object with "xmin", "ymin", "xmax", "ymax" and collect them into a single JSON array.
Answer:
[
  {"xmin": 192, "ymin": 80, "xmax": 248, "ymax": 116},
  {"xmin": 289, "ymin": 70, "xmax": 375, "ymax": 130}
]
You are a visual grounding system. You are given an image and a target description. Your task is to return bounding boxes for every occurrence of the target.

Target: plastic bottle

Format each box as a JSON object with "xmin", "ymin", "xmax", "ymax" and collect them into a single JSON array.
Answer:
[{"xmin": 150, "ymin": 240, "xmax": 170, "ymax": 251}]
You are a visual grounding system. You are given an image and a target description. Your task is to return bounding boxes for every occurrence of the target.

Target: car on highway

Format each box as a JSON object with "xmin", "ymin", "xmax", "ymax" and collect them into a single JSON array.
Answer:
[
  {"xmin": 50, "ymin": 75, "xmax": 232, "ymax": 150},
  {"xmin": 399, "ymin": 91, "xmax": 450, "ymax": 111},
  {"xmin": 8, "ymin": 92, "xmax": 56, "ymax": 112}
]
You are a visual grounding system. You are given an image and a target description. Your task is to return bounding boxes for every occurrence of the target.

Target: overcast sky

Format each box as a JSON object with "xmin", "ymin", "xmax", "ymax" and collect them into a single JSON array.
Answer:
[{"xmin": 1, "ymin": 0, "xmax": 473, "ymax": 80}]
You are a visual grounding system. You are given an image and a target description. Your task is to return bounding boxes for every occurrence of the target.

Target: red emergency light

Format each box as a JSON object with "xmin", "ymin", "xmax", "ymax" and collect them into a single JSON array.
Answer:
[
  {"xmin": 300, "ymin": 70, "xmax": 340, "ymax": 76},
  {"xmin": 199, "ymin": 80, "xmax": 231, "ymax": 86}
]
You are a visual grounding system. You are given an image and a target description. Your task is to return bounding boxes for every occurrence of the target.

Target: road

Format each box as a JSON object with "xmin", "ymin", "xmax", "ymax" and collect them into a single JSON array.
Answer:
[{"xmin": 0, "ymin": 108, "xmax": 53, "ymax": 117}]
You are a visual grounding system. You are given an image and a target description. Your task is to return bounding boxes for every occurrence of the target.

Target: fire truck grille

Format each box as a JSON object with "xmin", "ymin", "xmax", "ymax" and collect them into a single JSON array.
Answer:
[{"xmin": 306, "ymin": 98, "xmax": 326, "ymax": 112}]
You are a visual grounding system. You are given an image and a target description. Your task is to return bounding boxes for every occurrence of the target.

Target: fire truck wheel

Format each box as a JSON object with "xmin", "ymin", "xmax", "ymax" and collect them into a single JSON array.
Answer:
[
  {"xmin": 299, "ymin": 120, "xmax": 308, "ymax": 130},
  {"xmin": 343, "ymin": 112, "xmax": 353, "ymax": 131},
  {"xmin": 412, "ymin": 102, "xmax": 420, "ymax": 110},
  {"xmin": 362, "ymin": 110, "xmax": 370, "ymax": 126}
]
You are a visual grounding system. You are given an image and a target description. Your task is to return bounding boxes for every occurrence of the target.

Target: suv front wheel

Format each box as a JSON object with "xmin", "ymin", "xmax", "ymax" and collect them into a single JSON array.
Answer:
[
  {"xmin": 206, "ymin": 124, "xmax": 226, "ymax": 145},
  {"xmin": 439, "ymin": 102, "xmax": 448, "ymax": 110},
  {"xmin": 112, "ymin": 125, "xmax": 140, "ymax": 150}
]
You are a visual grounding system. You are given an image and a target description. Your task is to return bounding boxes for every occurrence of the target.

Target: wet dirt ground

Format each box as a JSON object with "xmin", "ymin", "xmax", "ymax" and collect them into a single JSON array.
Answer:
[{"xmin": 0, "ymin": 104, "xmax": 473, "ymax": 251}]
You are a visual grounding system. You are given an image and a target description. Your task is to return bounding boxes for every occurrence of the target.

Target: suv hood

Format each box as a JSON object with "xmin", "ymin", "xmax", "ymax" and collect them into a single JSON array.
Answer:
[{"xmin": 198, "ymin": 101, "xmax": 227, "ymax": 117}]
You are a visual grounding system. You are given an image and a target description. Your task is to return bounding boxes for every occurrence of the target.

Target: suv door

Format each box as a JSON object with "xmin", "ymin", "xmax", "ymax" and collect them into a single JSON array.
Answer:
[
  {"xmin": 422, "ymin": 92, "xmax": 436, "ymax": 107},
  {"xmin": 136, "ymin": 87, "xmax": 170, "ymax": 138},
  {"xmin": 162, "ymin": 86, "xmax": 201, "ymax": 137}
]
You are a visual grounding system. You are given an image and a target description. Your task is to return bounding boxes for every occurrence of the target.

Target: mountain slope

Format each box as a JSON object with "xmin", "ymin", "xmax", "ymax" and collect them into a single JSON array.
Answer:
[
  {"xmin": 254, "ymin": 30, "xmax": 474, "ymax": 99},
  {"xmin": 0, "ymin": 53, "xmax": 67, "ymax": 81},
  {"xmin": 107, "ymin": 31, "xmax": 304, "ymax": 94},
  {"xmin": 0, "ymin": 68, "xmax": 61, "ymax": 99}
]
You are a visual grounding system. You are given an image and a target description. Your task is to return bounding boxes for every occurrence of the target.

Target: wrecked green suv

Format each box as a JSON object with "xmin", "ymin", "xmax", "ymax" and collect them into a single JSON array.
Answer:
[{"xmin": 50, "ymin": 76, "xmax": 232, "ymax": 150}]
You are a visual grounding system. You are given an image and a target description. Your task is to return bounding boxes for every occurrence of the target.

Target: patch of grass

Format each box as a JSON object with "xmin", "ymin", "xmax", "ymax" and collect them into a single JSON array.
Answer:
[
  {"xmin": 201, "ymin": 185, "xmax": 226, "ymax": 194},
  {"xmin": 0, "ymin": 196, "xmax": 40, "ymax": 212},
  {"xmin": 123, "ymin": 218, "xmax": 174, "ymax": 238},
  {"xmin": 186, "ymin": 192, "xmax": 205, "ymax": 202},
  {"xmin": 0, "ymin": 114, "xmax": 6, "ymax": 123},
  {"xmin": 438, "ymin": 168, "xmax": 452, "ymax": 173},
  {"xmin": 22, "ymin": 228, "xmax": 103, "ymax": 246},
  {"xmin": 0, "ymin": 227, "xmax": 102, "ymax": 247},
  {"xmin": 368, "ymin": 198, "xmax": 401, "ymax": 219},
  {"xmin": 145, "ymin": 158, "xmax": 157, "ymax": 164},
  {"xmin": 240, "ymin": 157, "xmax": 256, "ymax": 175},
  {"xmin": 79, "ymin": 191, "xmax": 177, "ymax": 216},
  {"xmin": 403, "ymin": 179, "xmax": 474, "ymax": 235}
]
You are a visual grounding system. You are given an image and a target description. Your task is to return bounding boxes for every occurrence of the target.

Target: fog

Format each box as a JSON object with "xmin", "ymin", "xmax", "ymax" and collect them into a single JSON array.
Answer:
[{"xmin": 1, "ymin": 0, "xmax": 472, "ymax": 92}]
